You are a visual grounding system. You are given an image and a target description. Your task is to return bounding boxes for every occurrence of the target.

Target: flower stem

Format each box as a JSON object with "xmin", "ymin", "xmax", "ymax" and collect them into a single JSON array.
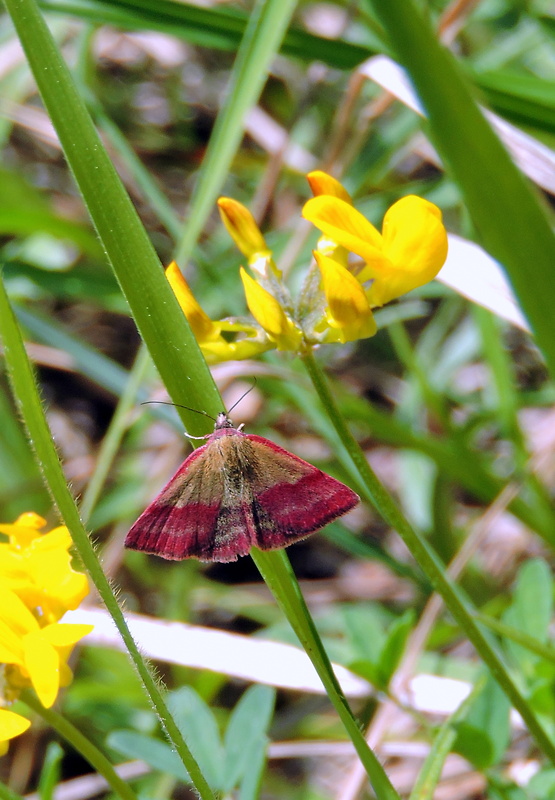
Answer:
[
  {"xmin": 301, "ymin": 347, "xmax": 555, "ymax": 764},
  {"xmin": 79, "ymin": 344, "xmax": 151, "ymax": 524},
  {"xmin": 0, "ymin": 783, "xmax": 24, "ymax": 800},
  {"xmin": 251, "ymin": 548, "xmax": 400, "ymax": 800},
  {"xmin": 22, "ymin": 692, "xmax": 139, "ymax": 800},
  {"xmin": 0, "ymin": 279, "xmax": 216, "ymax": 800}
]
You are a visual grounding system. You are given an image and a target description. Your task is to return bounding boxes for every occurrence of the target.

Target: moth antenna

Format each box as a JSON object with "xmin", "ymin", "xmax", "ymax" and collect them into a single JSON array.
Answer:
[
  {"xmin": 141, "ymin": 401, "xmax": 217, "ymax": 422},
  {"xmin": 227, "ymin": 379, "xmax": 257, "ymax": 415}
]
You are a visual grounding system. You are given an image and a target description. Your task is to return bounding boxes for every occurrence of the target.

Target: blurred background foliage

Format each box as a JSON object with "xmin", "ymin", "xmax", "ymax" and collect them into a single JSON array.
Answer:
[{"xmin": 1, "ymin": 0, "xmax": 555, "ymax": 797}]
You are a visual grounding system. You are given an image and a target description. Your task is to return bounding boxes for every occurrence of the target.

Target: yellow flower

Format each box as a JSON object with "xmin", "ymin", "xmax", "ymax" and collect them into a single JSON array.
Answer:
[
  {"xmin": 240, "ymin": 267, "xmax": 303, "ymax": 351},
  {"xmin": 0, "ymin": 709, "xmax": 31, "ymax": 755},
  {"xmin": 0, "ymin": 513, "xmax": 89, "ymax": 624},
  {"xmin": 0, "ymin": 512, "xmax": 46, "ymax": 548},
  {"xmin": 314, "ymin": 252, "xmax": 377, "ymax": 343},
  {"xmin": 0, "ymin": 587, "xmax": 92, "ymax": 708},
  {"xmin": 306, "ymin": 170, "xmax": 353, "ymax": 203},
  {"xmin": 303, "ymin": 188, "xmax": 448, "ymax": 307},
  {"xmin": 168, "ymin": 175, "xmax": 447, "ymax": 360},
  {"xmin": 166, "ymin": 261, "xmax": 222, "ymax": 344},
  {"xmin": 217, "ymin": 198, "xmax": 270, "ymax": 261},
  {"xmin": 166, "ymin": 261, "xmax": 274, "ymax": 363}
]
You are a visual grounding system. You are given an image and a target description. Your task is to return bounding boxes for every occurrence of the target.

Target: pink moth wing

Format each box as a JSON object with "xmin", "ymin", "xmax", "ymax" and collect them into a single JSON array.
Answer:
[{"xmin": 125, "ymin": 414, "xmax": 359, "ymax": 562}]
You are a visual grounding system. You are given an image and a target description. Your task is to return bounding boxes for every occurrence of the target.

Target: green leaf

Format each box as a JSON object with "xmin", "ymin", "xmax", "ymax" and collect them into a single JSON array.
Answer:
[
  {"xmin": 453, "ymin": 674, "xmax": 511, "ymax": 769},
  {"xmin": 39, "ymin": 0, "xmax": 376, "ymax": 69},
  {"xmin": 238, "ymin": 737, "xmax": 267, "ymax": 800},
  {"xmin": 474, "ymin": 69, "xmax": 555, "ymax": 133},
  {"xmin": 503, "ymin": 558, "xmax": 553, "ymax": 676},
  {"xmin": 253, "ymin": 548, "xmax": 401, "ymax": 800},
  {"xmin": 222, "ymin": 686, "xmax": 275, "ymax": 792},
  {"xmin": 527, "ymin": 768, "xmax": 555, "ymax": 799},
  {"xmin": 168, "ymin": 688, "xmax": 224, "ymax": 791},
  {"xmin": 377, "ymin": 610, "xmax": 415, "ymax": 688},
  {"xmin": 364, "ymin": 0, "xmax": 555, "ymax": 381},
  {"xmin": 302, "ymin": 348, "xmax": 555, "ymax": 766},
  {"xmin": 0, "ymin": 382, "xmax": 49, "ymax": 517},
  {"xmin": 342, "ymin": 604, "xmax": 385, "ymax": 663},
  {"xmin": 107, "ymin": 731, "xmax": 190, "ymax": 782},
  {"xmin": 0, "ymin": 166, "xmax": 100, "ymax": 255}
]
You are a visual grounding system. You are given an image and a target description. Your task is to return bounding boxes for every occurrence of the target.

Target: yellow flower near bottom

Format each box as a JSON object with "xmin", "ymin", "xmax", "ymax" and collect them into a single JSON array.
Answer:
[
  {"xmin": 0, "ymin": 709, "xmax": 31, "ymax": 755},
  {"xmin": 0, "ymin": 515, "xmax": 89, "ymax": 624},
  {"xmin": 0, "ymin": 587, "xmax": 92, "ymax": 708}
]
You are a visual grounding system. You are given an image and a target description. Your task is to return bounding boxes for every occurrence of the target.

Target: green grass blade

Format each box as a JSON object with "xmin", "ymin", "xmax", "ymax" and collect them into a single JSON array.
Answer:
[
  {"xmin": 302, "ymin": 348, "xmax": 555, "ymax": 765},
  {"xmin": 1, "ymin": 4, "xmax": 401, "ymax": 790},
  {"xmin": 365, "ymin": 0, "xmax": 555, "ymax": 380},
  {"xmin": 174, "ymin": 0, "xmax": 298, "ymax": 266},
  {"xmin": 476, "ymin": 613, "xmax": 555, "ymax": 665},
  {"xmin": 409, "ymin": 677, "xmax": 487, "ymax": 800},
  {"xmin": 5, "ymin": 0, "xmax": 221, "ymax": 435},
  {"xmin": 22, "ymin": 693, "xmax": 139, "ymax": 800},
  {"xmin": 0, "ymin": 278, "xmax": 216, "ymax": 800},
  {"xmin": 79, "ymin": 344, "xmax": 151, "ymax": 523},
  {"xmin": 252, "ymin": 548, "xmax": 401, "ymax": 800},
  {"xmin": 39, "ymin": 0, "xmax": 375, "ymax": 69},
  {"xmin": 0, "ymin": 781, "xmax": 25, "ymax": 800},
  {"xmin": 13, "ymin": 305, "xmax": 182, "ymax": 431}
]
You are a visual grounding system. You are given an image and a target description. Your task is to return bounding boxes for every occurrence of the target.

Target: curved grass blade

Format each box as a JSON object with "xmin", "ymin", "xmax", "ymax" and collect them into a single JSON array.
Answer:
[
  {"xmin": 364, "ymin": 0, "xmax": 555, "ymax": 380},
  {"xmin": 174, "ymin": 0, "xmax": 298, "ymax": 266},
  {"xmin": 5, "ymin": 0, "xmax": 222, "ymax": 434}
]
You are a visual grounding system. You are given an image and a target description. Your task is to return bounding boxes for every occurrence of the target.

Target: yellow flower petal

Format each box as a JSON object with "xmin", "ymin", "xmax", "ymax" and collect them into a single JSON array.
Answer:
[
  {"xmin": 0, "ymin": 588, "xmax": 38, "ymax": 638},
  {"xmin": 302, "ymin": 196, "xmax": 388, "ymax": 265},
  {"xmin": 28, "ymin": 549, "xmax": 89, "ymax": 619},
  {"xmin": 218, "ymin": 198, "xmax": 269, "ymax": 259},
  {"xmin": 165, "ymin": 261, "xmax": 220, "ymax": 342},
  {"xmin": 0, "ymin": 513, "xmax": 46, "ymax": 549},
  {"xmin": 0, "ymin": 530, "xmax": 89, "ymax": 623},
  {"xmin": 0, "ymin": 620, "xmax": 25, "ymax": 664},
  {"xmin": 0, "ymin": 710, "xmax": 31, "ymax": 742},
  {"xmin": 307, "ymin": 171, "xmax": 353, "ymax": 203},
  {"xmin": 23, "ymin": 632, "xmax": 59, "ymax": 708},
  {"xmin": 315, "ymin": 252, "xmax": 377, "ymax": 343},
  {"xmin": 33, "ymin": 525, "xmax": 73, "ymax": 551},
  {"xmin": 240, "ymin": 268, "xmax": 302, "ymax": 351},
  {"xmin": 369, "ymin": 195, "xmax": 449, "ymax": 306},
  {"xmin": 40, "ymin": 623, "xmax": 93, "ymax": 648},
  {"xmin": 201, "ymin": 338, "xmax": 273, "ymax": 363}
]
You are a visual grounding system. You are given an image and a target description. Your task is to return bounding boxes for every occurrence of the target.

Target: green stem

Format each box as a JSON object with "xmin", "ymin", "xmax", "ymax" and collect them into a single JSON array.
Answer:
[
  {"xmin": 475, "ymin": 613, "xmax": 555, "ymax": 664},
  {"xmin": 21, "ymin": 692, "xmax": 138, "ymax": 800},
  {"xmin": 79, "ymin": 344, "xmax": 151, "ymax": 523},
  {"xmin": 0, "ymin": 783, "xmax": 24, "ymax": 800},
  {"xmin": 301, "ymin": 348, "xmax": 555, "ymax": 763},
  {"xmin": 409, "ymin": 676, "xmax": 487, "ymax": 800},
  {"xmin": 251, "ymin": 548, "xmax": 400, "ymax": 800},
  {"xmin": 174, "ymin": 0, "xmax": 297, "ymax": 265},
  {"xmin": 0, "ymin": 279, "xmax": 216, "ymax": 800},
  {"xmin": 388, "ymin": 320, "xmax": 449, "ymax": 429}
]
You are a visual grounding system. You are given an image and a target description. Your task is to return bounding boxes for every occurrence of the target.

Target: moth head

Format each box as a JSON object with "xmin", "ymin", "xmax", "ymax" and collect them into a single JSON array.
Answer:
[{"xmin": 215, "ymin": 412, "xmax": 235, "ymax": 431}]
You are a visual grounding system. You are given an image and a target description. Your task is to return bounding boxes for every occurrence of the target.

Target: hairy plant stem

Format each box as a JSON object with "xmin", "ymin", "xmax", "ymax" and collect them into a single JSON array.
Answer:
[{"xmin": 301, "ymin": 347, "xmax": 555, "ymax": 764}]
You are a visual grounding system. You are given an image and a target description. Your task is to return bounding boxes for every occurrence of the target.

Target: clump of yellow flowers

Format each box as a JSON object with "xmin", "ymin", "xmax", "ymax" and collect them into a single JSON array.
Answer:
[
  {"xmin": 0, "ymin": 512, "xmax": 92, "ymax": 753},
  {"xmin": 167, "ymin": 171, "xmax": 448, "ymax": 362}
]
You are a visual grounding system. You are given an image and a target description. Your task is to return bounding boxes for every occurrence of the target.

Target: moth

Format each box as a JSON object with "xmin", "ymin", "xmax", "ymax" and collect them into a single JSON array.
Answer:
[{"xmin": 125, "ymin": 412, "xmax": 359, "ymax": 562}]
